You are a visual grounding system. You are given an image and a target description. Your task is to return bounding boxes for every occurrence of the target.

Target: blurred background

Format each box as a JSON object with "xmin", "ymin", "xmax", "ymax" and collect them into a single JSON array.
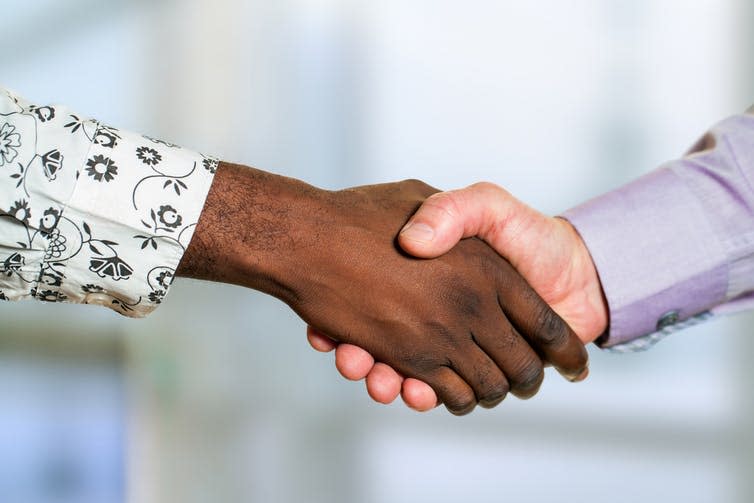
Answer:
[{"xmin": 2, "ymin": 0, "xmax": 753, "ymax": 501}]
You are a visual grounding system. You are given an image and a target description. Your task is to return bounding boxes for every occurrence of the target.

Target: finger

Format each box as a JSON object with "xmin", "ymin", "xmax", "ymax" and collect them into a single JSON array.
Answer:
[
  {"xmin": 366, "ymin": 363, "xmax": 403, "ymax": 404},
  {"xmin": 335, "ymin": 344, "xmax": 375, "ymax": 381},
  {"xmin": 446, "ymin": 341, "xmax": 510, "ymax": 409},
  {"xmin": 398, "ymin": 183, "xmax": 521, "ymax": 259},
  {"xmin": 401, "ymin": 378, "xmax": 439, "ymax": 412},
  {"xmin": 472, "ymin": 318, "xmax": 545, "ymax": 400},
  {"xmin": 427, "ymin": 366, "xmax": 477, "ymax": 416},
  {"xmin": 307, "ymin": 326, "xmax": 338, "ymax": 352},
  {"xmin": 499, "ymin": 280, "xmax": 588, "ymax": 381},
  {"xmin": 399, "ymin": 183, "xmax": 552, "ymax": 280}
]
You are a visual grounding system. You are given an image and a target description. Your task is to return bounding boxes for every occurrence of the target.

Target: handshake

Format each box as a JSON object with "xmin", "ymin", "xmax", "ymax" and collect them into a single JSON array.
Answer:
[{"xmin": 178, "ymin": 162, "xmax": 608, "ymax": 415}]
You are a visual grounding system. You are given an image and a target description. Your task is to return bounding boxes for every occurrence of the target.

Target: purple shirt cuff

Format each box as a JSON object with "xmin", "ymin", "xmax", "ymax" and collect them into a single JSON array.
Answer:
[{"xmin": 561, "ymin": 111, "xmax": 754, "ymax": 347}]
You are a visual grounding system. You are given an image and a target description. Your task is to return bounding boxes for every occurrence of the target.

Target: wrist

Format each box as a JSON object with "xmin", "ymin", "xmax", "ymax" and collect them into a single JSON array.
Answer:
[
  {"xmin": 176, "ymin": 161, "xmax": 328, "ymax": 302},
  {"xmin": 560, "ymin": 218, "xmax": 609, "ymax": 343}
]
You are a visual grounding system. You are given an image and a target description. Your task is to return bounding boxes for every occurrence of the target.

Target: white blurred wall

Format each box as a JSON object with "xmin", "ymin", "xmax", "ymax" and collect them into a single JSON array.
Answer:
[{"xmin": 2, "ymin": 1, "xmax": 754, "ymax": 502}]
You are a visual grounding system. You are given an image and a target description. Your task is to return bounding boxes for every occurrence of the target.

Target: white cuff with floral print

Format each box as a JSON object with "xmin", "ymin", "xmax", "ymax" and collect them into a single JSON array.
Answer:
[{"xmin": 0, "ymin": 87, "xmax": 218, "ymax": 317}]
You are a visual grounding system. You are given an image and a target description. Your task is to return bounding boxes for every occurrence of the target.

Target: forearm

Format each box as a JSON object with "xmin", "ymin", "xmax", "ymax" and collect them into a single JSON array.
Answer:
[{"xmin": 563, "ymin": 108, "xmax": 754, "ymax": 349}]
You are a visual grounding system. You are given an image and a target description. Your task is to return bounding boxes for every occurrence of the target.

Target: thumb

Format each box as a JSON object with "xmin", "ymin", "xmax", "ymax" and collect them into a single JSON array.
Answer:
[{"xmin": 399, "ymin": 182, "xmax": 521, "ymax": 259}]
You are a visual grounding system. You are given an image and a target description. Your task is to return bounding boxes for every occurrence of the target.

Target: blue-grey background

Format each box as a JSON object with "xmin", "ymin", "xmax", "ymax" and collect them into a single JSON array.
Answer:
[{"xmin": 1, "ymin": 1, "xmax": 753, "ymax": 502}]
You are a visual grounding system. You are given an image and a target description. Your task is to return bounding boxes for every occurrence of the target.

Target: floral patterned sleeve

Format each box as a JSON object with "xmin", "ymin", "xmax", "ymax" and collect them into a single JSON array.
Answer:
[{"xmin": 0, "ymin": 87, "xmax": 218, "ymax": 316}]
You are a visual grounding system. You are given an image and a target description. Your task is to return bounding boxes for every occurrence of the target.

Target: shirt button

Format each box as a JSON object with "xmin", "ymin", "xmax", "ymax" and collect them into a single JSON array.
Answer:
[{"xmin": 657, "ymin": 310, "xmax": 680, "ymax": 330}]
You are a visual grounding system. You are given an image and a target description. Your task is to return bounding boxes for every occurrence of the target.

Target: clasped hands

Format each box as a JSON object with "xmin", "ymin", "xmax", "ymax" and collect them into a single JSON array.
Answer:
[
  {"xmin": 307, "ymin": 181, "xmax": 609, "ymax": 413},
  {"xmin": 179, "ymin": 163, "xmax": 608, "ymax": 415}
]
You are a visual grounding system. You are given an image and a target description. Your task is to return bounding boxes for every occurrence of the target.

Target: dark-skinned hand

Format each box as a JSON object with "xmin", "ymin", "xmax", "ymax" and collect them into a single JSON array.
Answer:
[{"xmin": 177, "ymin": 162, "xmax": 588, "ymax": 415}]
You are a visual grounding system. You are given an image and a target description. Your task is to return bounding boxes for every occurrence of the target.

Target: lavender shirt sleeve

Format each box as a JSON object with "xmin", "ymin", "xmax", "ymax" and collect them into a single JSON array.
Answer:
[{"xmin": 562, "ymin": 107, "xmax": 754, "ymax": 349}]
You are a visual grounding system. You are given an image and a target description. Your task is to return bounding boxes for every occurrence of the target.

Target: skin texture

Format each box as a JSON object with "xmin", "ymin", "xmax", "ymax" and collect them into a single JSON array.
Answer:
[
  {"xmin": 308, "ymin": 182, "xmax": 608, "ymax": 411},
  {"xmin": 177, "ymin": 163, "xmax": 589, "ymax": 415}
]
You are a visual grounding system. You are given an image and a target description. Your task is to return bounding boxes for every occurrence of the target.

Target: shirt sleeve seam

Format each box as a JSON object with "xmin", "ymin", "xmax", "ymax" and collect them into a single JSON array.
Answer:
[{"xmin": 36, "ymin": 122, "xmax": 99, "ymax": 298}]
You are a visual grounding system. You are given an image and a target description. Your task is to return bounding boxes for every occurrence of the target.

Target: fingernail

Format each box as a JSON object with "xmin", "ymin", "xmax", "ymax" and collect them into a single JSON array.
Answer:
[
  {"xmin": 400, "ymin": 222, "xmax": 435, "ymax": 243},
  {"xmin": 571, "ymin": 366, "xmax": 589, "ymax": 383}
]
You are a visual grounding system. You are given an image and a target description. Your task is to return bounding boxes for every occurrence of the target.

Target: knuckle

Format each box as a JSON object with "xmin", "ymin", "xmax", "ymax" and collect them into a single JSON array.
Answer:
[
  {"xmin": 423, "ymin": 192, "xmax": 461, "ymax": 220},
  {"xmin": 532, "ymin": 305, "xmax": 569, "ymax": 348},
  {"xmin": 402, "ymin": 178, "xmax": 437, "ymax": 196},
  {"xmin": 470, "ymin": 357, "xmax": 509, "ymax": 407},
  {"xmin": 469, "ymin": 181, "xmax": 495, "ymax": 192},
  {"xmin": 398, "ymin": 351, "xmax": 439, "ymax": 377},
  {"xmin": 477, "ymin": 249, "xmax": 505, "ymax": 277},
  {"xmin": 510, "ymin": 360, "xmax": 545, "ymax": 398},
  {"xmin": 448, "ymin": 286, "xmax": 482, "ymax": 320},
  {"xmin": 433, "ymin": 282, "xmax": 484, "ymax": 322},
  {"xmin": 469, "ymin": 181, "xmax": 507, "ymax": 199},
  {"xmin": 495, "ymin": 328, "xmax": 519, "ymax": 352},
  {"xmin": 478, "ymin": 380, "xmax": 510, "ymax": 408},
  {"xmin": 443, "ymin": 388, "xmax": 477, "ymax": 416},
  {"xmin": 402, "ymin": 178, "xmax": 424, "ymax": 186}
]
